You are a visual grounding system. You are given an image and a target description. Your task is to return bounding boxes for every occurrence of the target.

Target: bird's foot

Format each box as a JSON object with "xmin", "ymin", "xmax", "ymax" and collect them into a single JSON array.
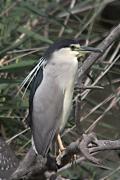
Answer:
[{"xmin": 58, "ymin": 147, "xmax": 66, "ymax": 155}]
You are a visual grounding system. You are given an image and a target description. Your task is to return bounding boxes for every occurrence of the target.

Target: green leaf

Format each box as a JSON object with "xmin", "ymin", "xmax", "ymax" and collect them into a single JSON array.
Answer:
[
  {"xmin": 0, "ymin": 60, "xmax": 35, "ymax": 72},
  {"xmin": 0, "ymin": 78, "xmax": 22, "ymax": 84}
]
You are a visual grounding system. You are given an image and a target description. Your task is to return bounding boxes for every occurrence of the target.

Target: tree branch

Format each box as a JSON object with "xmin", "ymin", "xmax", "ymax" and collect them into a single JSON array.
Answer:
[
  {"xmin": 11, "ymin": 133, "xmax": 120, "ymax": 180},
  {"xmin": 75, "ymin": 23, "xmax": 120, "ymax": 138},
  {"xmin": 77, "ymin": 23, "xmax": 120, "ymax": 80}
]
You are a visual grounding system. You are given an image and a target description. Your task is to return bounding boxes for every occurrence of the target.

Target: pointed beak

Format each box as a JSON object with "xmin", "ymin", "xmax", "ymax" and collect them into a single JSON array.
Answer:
[{"xmin": 80, "ymin": 46, "xmax": 103, "ymax": 53}]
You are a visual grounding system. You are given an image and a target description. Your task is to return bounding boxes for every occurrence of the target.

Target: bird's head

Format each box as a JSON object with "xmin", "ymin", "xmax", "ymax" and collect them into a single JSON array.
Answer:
[
  {"xmin": 20, "ymin": 39, "xmax": 102, "ymax": 93},
  {"xmin": 44, "ymin": 39, "xmax": 102, "ymax": 61},
  {"xmin": 69, "ymin": 43, "xmax": 102, "ymax": 60}
]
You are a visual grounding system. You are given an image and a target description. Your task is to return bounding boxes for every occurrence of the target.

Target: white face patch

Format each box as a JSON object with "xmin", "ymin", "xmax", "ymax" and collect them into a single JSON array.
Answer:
[{"xmin": 52, "ymin": 47, "xmax": 79, "ymax": 63}]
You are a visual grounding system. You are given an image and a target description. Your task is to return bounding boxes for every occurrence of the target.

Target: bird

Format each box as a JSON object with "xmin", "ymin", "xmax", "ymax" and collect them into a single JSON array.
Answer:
[
  {"xmin": 21, "ymin": 39, "xmax": 101, "ymax": 157},
  {"xmin": 0, "ymin": 136, "xmax": 19, "ymax": 180}
]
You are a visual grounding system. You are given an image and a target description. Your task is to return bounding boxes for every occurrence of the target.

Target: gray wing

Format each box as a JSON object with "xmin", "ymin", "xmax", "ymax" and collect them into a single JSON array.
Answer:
[{"xmin": 31, "ymin": 74, "xmax": 64, "ymax": 156}]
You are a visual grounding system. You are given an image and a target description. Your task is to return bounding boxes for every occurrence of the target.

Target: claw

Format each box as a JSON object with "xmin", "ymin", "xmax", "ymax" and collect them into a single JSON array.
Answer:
[{"xmin": 71, "ymin": 154, "xmax": 77, "ymax": 166}]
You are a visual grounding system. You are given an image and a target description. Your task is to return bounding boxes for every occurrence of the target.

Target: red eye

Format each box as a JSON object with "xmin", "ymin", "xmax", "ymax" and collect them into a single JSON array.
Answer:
[{"xmin": 70, "ymin": 45, "xmax": 75, "ymax": 51}]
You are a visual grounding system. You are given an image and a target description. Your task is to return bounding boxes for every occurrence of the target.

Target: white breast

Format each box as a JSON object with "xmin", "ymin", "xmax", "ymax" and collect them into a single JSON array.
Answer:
[
  {"xmin": 60, "ymin": 58, "xmax": 78, "ymax": 131},
  {"xmin": 48, "ymin": 48, "xmax": 79, "ymax": 131}
]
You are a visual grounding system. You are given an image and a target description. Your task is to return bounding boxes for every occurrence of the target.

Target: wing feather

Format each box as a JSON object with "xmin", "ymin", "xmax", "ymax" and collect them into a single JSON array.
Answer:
[
  {"xmin": 28, "ymin": 68, "xmax": 43, "ymax": 126},
  {"xmin": 31, "ymin": 71, "xmax": 64, "ymax": 156}
]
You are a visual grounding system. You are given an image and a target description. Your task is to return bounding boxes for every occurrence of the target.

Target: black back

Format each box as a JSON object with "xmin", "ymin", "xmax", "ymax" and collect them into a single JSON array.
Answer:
[{"xmin": 28, "ymin": 67, "xmax": 43, "ymax": 126}]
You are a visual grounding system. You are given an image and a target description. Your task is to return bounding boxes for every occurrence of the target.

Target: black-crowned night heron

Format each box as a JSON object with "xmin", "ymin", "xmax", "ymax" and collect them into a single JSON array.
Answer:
[
  {"xmin": 22, "ymin": 39, "xmax": 101, "ymax": 157},
  {"xmin": 0, "ymin": 136, "xmax": 19, "ymax": 180}
]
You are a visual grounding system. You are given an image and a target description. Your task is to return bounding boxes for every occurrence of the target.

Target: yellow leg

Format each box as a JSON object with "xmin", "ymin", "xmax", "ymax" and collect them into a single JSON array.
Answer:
[
  {"xmin": 57, "ymin": 134, "xmax": 65, "ymax": 152},
  {"xmin": 56, "ymin": 134, "xmax": 77, "ymax": 165}
]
